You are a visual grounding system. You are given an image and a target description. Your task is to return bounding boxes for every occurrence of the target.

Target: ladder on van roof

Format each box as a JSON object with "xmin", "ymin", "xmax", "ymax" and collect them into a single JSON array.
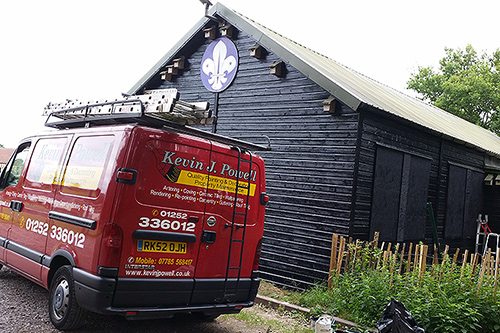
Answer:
[
  {"xmin": 43, "ymin": 88, "xmax": 271, "ymax": 151},
  {"xmin": 44, "ymin": 88, "xmax": 210, "ymax": 126}
]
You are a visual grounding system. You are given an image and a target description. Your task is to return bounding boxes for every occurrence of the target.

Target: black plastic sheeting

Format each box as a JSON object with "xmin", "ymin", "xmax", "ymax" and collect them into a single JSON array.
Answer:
[{"xmin": 377, "ymin": 299, "xmax": 425, "ymax": 333}]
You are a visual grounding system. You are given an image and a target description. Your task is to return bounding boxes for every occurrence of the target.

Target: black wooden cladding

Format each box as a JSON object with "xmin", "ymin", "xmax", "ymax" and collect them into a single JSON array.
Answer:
[
  {"xmin": 353, "ymin": 108, "xmax": 486, "ymax": 252},
  {"xmin": 143, "ymin": 24, "xmax": 493, "ymax": 288},
  {"xmin": 369, "ymin": 146, "xmax": 431, "ymax": 242},
  {"xmin": 484, "ymin": 186, "xmax": 500, "ymax": 232},
  {"xmin": 145, "ymin": 28, "xmax": 358, "ymax": 288}
]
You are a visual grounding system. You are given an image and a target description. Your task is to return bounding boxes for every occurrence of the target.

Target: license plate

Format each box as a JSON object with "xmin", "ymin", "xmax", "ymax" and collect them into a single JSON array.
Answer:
[{"xmin": 137, "ymin": 239, "xmax": 187, "ymax": 254}]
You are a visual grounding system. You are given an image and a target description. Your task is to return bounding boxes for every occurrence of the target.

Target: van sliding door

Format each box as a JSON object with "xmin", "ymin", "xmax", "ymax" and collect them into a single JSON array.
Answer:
[{"xmin": 5, "ymin": 138, "xmax": 69, "ymax": 282}]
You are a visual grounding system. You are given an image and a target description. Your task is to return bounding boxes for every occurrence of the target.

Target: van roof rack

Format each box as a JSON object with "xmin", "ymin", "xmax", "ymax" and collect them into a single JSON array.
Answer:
[{"xmin": 44, "ymin": 89, "xmax": 270, "ymax": 151}]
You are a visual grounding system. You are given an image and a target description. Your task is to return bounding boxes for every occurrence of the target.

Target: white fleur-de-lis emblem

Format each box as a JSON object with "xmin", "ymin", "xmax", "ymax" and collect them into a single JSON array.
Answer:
[{"xmin": 201, "ymin": 38, "xmax": 238, "ymax": 92}]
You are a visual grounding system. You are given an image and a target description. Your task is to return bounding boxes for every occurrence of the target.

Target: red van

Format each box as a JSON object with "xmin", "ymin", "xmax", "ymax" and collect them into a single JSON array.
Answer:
[{"xmin": 0, "ymin": 90, "xmax": 268, "ymax": 330}]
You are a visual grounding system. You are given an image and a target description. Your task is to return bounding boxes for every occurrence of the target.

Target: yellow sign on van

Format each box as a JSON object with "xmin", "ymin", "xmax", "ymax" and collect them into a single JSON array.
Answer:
[
  {"xmin": 177, "ymin": 170, "xmax": 256, "ymax": 196},
  {"xmin": 62, "ymin": 166, "xmax": 104, "ymax": 190},
  {"xmin": 37, "ymin": 164, "xmax": 60, "ymax": 184}
]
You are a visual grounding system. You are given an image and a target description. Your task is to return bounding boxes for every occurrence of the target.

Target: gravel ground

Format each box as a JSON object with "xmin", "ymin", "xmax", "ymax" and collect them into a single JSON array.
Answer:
[{"xmin": 0, "ymin": 266, "xmax": 310, "ymax": 332}]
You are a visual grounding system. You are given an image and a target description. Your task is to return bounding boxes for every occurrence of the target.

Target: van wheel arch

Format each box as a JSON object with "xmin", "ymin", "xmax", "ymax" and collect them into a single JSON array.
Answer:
[{"xmin": 48, "ymin": 250, "xmax": 76, "ymax": 286}]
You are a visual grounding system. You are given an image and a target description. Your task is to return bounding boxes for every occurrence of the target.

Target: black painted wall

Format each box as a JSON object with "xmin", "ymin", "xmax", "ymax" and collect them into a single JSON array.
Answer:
[
  {"xmin": 143, "ymin": 26, "xmax": 358, "ymax": 288},
  {"xmin": 352, "ymin": 107, "xmax": 486, "ymax": 251}
]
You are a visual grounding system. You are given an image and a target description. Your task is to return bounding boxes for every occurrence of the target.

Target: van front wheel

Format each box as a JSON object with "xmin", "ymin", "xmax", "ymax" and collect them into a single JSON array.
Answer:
[{"xmin": 49, "ymin": 265, "xmax": 85, "ymax": 330}]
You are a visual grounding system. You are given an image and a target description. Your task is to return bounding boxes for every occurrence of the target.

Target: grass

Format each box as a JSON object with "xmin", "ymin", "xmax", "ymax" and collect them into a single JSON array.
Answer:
[
  {"xmin": 219, "ymin": 303, "xmax": 313, "ymax": 332},
  {"xmin": 258, "ymin": 280, "xmax": 303, "ymax": 304}
]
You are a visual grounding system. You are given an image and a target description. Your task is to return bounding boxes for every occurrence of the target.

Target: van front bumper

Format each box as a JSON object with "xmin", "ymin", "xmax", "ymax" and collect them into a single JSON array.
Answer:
[{"xmin": 72, "ymin": 268, "xmax": 260, "ymax": 319}]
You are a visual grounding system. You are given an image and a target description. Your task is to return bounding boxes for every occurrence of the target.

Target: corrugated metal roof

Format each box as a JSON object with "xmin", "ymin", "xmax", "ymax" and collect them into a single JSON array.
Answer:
[{"xmin": 130, "ymin": 3, "xmax": 500, "ymax": 159}]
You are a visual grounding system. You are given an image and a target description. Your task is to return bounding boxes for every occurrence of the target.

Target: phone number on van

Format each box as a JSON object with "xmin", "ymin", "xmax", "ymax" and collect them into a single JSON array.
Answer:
[
  {"xmin": 138, "ymin": 217, "xmax": 195, "ymax": 232},
  {"xmin": 24, "ymin": 218, "xmax": 85, "ymax": 248}
]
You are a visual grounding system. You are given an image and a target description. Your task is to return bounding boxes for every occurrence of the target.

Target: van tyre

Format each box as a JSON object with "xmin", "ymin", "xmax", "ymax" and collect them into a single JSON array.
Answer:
[{"xmin": 49, "ymin": 265, "xmax": 86, "ymax": 330}]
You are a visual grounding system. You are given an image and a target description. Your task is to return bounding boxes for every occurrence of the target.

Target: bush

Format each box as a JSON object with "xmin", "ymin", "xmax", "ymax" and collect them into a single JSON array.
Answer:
[{"xmin": 298, "ymin": 241, "xmax": 500, "ymax": 332}]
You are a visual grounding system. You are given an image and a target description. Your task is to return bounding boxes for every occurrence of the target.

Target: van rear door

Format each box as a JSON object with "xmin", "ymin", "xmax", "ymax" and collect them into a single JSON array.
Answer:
[
  {"xmin": 112, "ymin": 127, "xmax": 211, "ymax": 307},
  {"xmin": 192, "ymin": 142, "xmax": 264, "ymax": 303}
]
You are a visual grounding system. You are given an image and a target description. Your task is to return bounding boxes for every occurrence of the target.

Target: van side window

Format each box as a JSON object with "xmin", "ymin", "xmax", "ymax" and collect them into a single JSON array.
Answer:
[
  {"xmin": 25, "ymin": 137, "xmax": 68, "ymax": 191},
  {"xmin": 61, "ymin": 136, "xmax": 114, "ymax": 198},
  {"xmin": 0, "ymin": 143, "xmax": 31, "ymax": 190}
]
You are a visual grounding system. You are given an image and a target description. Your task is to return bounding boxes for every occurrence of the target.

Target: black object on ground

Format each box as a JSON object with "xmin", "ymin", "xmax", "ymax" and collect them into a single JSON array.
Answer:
[{"xmin": 377, "ymin": 299, "xmax": 425, "ymax": 333}]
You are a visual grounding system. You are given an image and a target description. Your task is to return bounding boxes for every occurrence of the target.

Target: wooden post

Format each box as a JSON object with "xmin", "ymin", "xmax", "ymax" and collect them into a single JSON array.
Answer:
[
  {"xmin": 471, "ymin": 253, "xmax": 480, "ymax": 280},
  {"xmin": 433, "ymin": 244, "xmax": 439, "ymax": 266},
  {"xmin": 418, "ymin": 245, "xmax": 428, "ymax": 283},
  {"xmin": 398, "ymin": 243, "xmax": 406, "ymax": 275},
  {"xmin": 336, "ymin": 236, "xmax": 346, "ymax": 276},
  {"xmin": 413, "ymin": 245, "xmax": 420, "ymax": 272},
  {"xmin": 328, "ymin": 234, "xmax": 339, "ymax": 290},
  {"xmin": 452, "ymin": 248, "xmax": 460, "ymax": 264},
  {"xmin": 350, "ymin": 239, "xmax": 360, "ymax": 273},
  {"xmin": 406, "ymin": 243, "xmax": 413, "ymax": 274},
  {"xmin": 389, "ymin": 247, "xmax": 398, "ymax": 289},
  {"xmin": 477, "ymin": 249, "xmax": 491, "ymax": 296},
  {"xmin": 345, "ymin": 238, "xmax": 352, "ymax": 272},
  {"xmin": 383, "ymin": 250, "xmax": 390, "ymax": 268},
  {"xmin": 376, "ymin": 242, "xmax": 385, "ymax": 270},
  {"xmin": 442, "ymin": 245, "xmax": 449, "ymax": 261},
  {"xmin": 460, "ymin": 249, "xmax": 469, "ymax": 280},
  {"xmin": 372, "ymin": 231, "xmax": 380, "ymax": 248},
  {"xmin": 370, "ymin": 232, "xmax": 380, "ymax": 269},
  {"xmin": 439, "ymin": 245, "xmax": 450, "ymax": 281}
]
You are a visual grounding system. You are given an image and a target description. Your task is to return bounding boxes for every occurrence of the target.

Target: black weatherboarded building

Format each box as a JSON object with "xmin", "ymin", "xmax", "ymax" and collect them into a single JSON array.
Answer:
[{"xmin": 128, "ymin": 3, "xmax": 500, "ymax": 288}]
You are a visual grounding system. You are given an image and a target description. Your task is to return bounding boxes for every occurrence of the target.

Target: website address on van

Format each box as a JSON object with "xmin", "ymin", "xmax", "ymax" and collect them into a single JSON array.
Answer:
[{"xmin": 125, "ymin": 269, "xmax": 191, "ymax": 277}]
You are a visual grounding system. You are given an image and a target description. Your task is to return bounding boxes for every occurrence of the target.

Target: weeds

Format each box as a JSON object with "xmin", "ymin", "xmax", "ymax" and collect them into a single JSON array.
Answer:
[{"xmin": 295, "ymin": 239, "xmax": 500, "ymax": 333}]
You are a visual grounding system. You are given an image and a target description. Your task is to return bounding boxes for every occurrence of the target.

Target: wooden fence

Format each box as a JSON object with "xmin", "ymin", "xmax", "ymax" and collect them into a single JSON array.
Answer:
[{"xmin": 327, "ymin": 232, "xmax": 500, "ymax": 297}]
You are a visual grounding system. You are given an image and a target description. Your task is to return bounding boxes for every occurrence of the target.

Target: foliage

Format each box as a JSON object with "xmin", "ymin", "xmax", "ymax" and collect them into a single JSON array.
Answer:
[
  {"xmin": 297, "ymin": 242, "xmax": 500, "ymax": 333},
  {"xmin": 407, "ymin": 45, "xmax": 500, "ymax": 134}
]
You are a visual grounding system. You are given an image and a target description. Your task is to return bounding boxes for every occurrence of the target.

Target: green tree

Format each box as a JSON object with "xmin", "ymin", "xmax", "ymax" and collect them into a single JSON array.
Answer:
[{"xmin": 407, "ymin": 45, "xmax": 500, "ymax": 134}]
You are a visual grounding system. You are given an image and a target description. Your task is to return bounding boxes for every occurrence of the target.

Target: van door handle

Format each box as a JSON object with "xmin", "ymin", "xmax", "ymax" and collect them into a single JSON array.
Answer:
[
  {"xmin": 201, "ymin": 230, "xmax": 217, "ymax": 244},
  {"xmin": 10, "ymin": 200, "xmax": 23, "ymax": 212}
]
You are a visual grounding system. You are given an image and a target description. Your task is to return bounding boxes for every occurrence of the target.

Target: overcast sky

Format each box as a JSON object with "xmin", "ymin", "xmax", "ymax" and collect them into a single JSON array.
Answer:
[{"xmin": 1, "ymin": 0, "xmax": 498, "ymax": 148}]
